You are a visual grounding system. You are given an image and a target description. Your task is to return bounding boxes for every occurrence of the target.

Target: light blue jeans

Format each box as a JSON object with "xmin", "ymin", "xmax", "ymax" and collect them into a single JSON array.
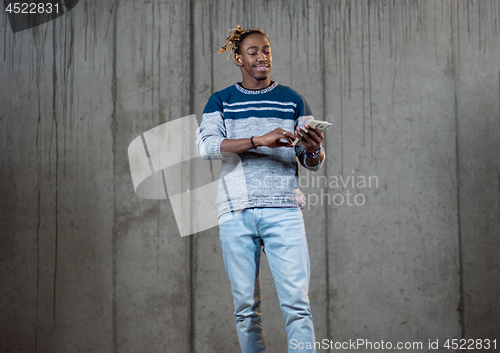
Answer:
[{"xmin": 219, "ymin": 207, "xmax": 316, "ymax": 353}]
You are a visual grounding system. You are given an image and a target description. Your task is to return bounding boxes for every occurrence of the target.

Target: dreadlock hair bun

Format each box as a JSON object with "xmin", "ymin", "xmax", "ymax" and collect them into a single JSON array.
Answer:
[{"xmin": 218, "ymin": 25, "xmax": 268, "ymax": 60}]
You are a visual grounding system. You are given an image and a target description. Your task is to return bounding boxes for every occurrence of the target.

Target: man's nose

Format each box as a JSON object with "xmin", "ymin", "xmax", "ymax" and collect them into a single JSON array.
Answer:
[{"xmin": 256, "ymin": 51, "xmax": 267, "ymax": 61}]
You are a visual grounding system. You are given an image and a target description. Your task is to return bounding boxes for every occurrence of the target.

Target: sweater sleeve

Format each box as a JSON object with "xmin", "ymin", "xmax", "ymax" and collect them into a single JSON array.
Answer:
[
  {"xmin": 294, "ymin": 96, "xmax": 326, "ymax": 172},
  {"xmin": 195, "ymin": 93, "xmax": 227, "ymax": 160}
]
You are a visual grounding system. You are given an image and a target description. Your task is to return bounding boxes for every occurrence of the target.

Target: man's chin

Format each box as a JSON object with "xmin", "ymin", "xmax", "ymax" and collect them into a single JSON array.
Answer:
[{"xmin": 253, "ymin": 71, "xmax": 271, "ymax": 80}]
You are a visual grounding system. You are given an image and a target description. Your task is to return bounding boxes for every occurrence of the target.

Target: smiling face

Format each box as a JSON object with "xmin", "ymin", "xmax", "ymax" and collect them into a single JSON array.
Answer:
[{"xmin": 234, "ymin": 33, "xmax": 272, "ymax": 88}]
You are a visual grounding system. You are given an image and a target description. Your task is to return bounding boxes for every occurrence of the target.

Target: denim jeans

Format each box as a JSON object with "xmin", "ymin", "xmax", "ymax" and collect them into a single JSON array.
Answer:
[{"xmin": 219, "ymin": 207, "xmax": 316, "ymax": 353}]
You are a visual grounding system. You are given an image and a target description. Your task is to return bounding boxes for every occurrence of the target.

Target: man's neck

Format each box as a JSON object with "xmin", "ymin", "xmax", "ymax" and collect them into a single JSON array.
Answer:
[{"xmin": 240, "ymin": 78, "xmax": 272, "ymax": 91}]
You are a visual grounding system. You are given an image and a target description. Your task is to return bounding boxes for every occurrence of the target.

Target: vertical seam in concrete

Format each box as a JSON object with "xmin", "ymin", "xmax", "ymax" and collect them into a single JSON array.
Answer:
[
  {"xmin": 362, "ymin": 2, "xmax": 366, "ymax": 147},
  {"xmin": 450, "ymin": 0, "xmax": 465, "ymax": 342},
  {"xmin": 52, "ymin": 19, "xmax": 59, "ymax": 330},
  {"xmin": 209, "ymin": 0, "xmax": 214, "ymax": 96},
  {"xmin": 319, "ymin": 1, "xmax": 331, "ymax": 348},
  {"xmin": 188, "ymin": 0, "xmax": 196, "ymax": 352},
  {"xmin": 111, "ymin": 1, "xmax": 118, "ymax": 352},
  {"xmin": 339, "ymin": 4, "xmax": 344, "ymax": 179},
  {"xmin": 368, "ymin": 0, "xmax": 373, "ymax": 157},
  {"xmin": 35, "ymin": 63, "xmax": 42, "ymax": 353}
]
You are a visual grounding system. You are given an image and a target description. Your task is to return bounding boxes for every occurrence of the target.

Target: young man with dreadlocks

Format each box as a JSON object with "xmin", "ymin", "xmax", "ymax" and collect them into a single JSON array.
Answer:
[{"xmin": 195, "ymin": 25, "xmax": 325, "ymax": 353}]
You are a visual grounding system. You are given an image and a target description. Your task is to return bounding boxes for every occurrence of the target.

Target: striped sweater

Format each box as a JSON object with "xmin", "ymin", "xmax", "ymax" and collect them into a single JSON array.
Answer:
[{"xmin": 195, "ymin": 81, "xmax": 325, "ymax": 218}]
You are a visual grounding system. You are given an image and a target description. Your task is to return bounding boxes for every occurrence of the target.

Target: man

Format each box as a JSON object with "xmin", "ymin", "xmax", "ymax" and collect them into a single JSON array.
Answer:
[{"xmin": 195, "ymin": 25, "xmax": 325, "ymax": 353}]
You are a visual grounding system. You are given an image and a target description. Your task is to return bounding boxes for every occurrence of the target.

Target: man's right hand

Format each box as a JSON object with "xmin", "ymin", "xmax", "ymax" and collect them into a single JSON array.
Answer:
[{"xmin": 254, "ymin": 128, "xmax": 297, "ymax": 148}]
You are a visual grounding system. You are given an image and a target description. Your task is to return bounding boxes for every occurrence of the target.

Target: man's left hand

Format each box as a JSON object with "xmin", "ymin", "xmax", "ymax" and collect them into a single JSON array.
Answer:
[{"xmin": 295, "ymin": 124, "xmax": 324, "ymax": 154}]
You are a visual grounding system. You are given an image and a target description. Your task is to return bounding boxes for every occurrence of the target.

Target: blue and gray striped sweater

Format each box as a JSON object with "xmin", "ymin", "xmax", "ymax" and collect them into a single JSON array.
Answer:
[{"xmin": 195, "ymin": 81, "xmax": 325, "ymax": 218}]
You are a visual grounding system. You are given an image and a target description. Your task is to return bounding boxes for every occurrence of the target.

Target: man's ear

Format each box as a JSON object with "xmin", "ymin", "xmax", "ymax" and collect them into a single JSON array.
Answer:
[{"xmin": 234, "ymin": 53, "xmax": 243, "ymax": 67}]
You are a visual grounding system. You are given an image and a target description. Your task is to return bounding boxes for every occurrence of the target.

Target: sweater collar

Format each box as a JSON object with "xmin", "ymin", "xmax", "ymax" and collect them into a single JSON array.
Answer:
[{"xmin": 234, "ymin": 81, "xmax": 278, "ymax": 94}]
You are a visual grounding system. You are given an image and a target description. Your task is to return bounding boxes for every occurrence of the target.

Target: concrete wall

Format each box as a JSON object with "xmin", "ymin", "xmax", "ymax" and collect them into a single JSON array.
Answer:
[{"xmin": 1, "ymin": 0, "xmax": 499, "ymax": 352}]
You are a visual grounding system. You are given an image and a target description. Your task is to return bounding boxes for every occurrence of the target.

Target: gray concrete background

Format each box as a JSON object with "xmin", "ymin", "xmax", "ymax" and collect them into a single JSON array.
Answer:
[{"xmin": 1, "ymin": 0, "xmax": 499, "ymax": 352}]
